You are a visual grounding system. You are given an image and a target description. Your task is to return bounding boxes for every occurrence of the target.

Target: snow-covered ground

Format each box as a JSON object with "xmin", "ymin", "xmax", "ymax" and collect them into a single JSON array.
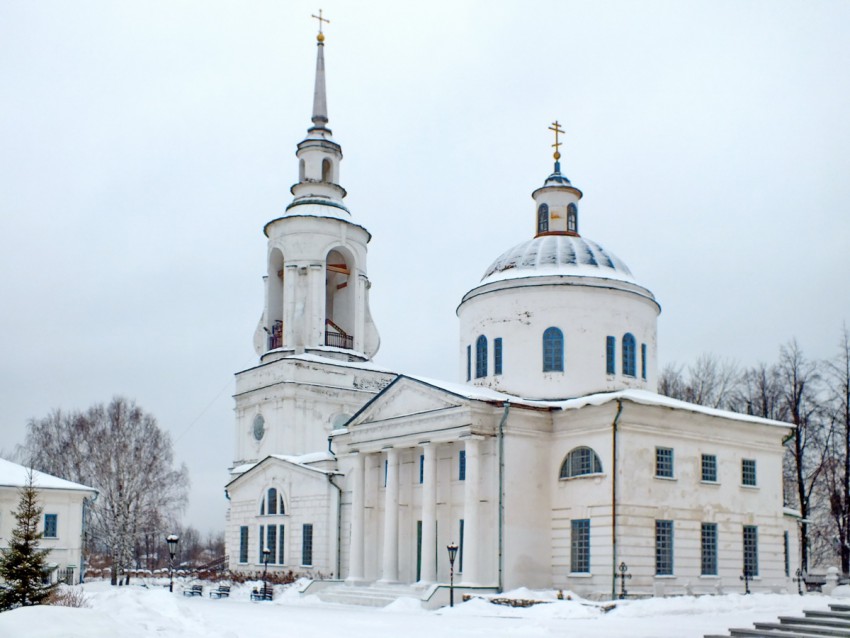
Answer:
[{"xmin": 0, "ymin": 580, "xmax": 846, "ymax": 638}]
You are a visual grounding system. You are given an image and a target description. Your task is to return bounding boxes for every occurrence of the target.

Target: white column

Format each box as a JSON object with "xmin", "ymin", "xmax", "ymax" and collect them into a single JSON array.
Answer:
[
  {"xmin": 419, "ymin": 443, "xmax": 437, "ymax": 583},
  {"xmin": 380, "ymin": 448, "xmax": 400, "ymax": 582},
  {"xmin": 462, "ymin": 437, "xmax": 481, "ymax": 585},
  {"xmin": 346, "ymin": 452, "xmax": 365, "ymax": 583}
]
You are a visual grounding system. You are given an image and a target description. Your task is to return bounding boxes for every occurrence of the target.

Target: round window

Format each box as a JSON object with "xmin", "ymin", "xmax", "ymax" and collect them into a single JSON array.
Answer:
[{"xmin": 252, "ymin": 414, "xmax": 265, "ymax": 441}]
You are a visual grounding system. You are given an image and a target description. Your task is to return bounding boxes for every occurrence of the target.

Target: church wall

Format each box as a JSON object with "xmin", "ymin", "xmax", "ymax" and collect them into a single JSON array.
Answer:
[
  {"xmin": 458, "ymin": 278, "xmax": 659, "ymax": 400},
  {"xmin": 501, "ymin": 416, "xmax": 554, "ymax": 590}
]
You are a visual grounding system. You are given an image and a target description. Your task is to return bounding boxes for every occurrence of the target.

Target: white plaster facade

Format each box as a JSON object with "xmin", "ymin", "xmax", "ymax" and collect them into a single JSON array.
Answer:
[
  {"xmin": 224, "ymin": 34, "xmax": 799, "ymax": 598},
  {"xmin": 0, "ymin": 459, "xmax": 97, "ymax": 585}
]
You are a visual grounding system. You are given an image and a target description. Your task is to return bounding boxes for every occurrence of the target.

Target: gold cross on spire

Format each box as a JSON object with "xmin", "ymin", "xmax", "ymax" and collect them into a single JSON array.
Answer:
[
  {"xmin": 312, "ymin": 9, "xmax": 330, "ymax": 41},
  {"xmin": 549, "ymin": 120, "xmax": 565, "ymax": 161}
]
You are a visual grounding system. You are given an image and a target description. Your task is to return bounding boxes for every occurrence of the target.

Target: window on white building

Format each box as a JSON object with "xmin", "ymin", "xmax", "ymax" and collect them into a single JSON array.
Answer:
[
  {"xmin": 701, "ymin": 522, "xmax": 717, "ymax": 576},
  {"xmin": 701, "ymin": 454, "xmax": 717, "ymax": 482},
  {"xmin": 606, "ymin": 336, "xmax": 616, "ymax": 374},
  {"xmin": 459, "ymin": 450, "xmax": 466, "ymax": 481},
  {"xmin": 622, "ymin": 333, "xmax": 636, "ymax": 377},
  {"xmin": 559, "ymin": 447, "xmax": 603, "ymax": 479},
  {"xmin": 742, "ymin": 459, "xmax": 757, "ymax": 486},
  {"xmin": 43, "ymin": 514, "xmax": 57, "ymax": 538},
  {"xmin": 543, "ymin": 327, "xmax": 564, "ymax": 372},
  {"xmin": 571, "ymin": 519, "xmax": 590, "ymax": 573},
  {"xmin": 655, "ymin": 447, "xmax": 674, "ymax": 478},
  {"xmin": 655, "ymin": 520, "xmax": 674, "ymax": 575},
  {"xmin": 302, "ymin": 524, "xmax": 313, "ymax": 566},
  {"xmin": 475, "ymin": 335, "xmax": 487, "ymax": 378},
  {"xmin": 743, "ymin": 525, "xmax": 758, "ymax": 577},
  {"xmin": 239, "ymin": 526, "xmax": 249, "ymax": 563}
]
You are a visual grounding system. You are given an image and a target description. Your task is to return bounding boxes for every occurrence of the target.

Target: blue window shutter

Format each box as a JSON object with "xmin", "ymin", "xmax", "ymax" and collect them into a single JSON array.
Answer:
[
  {"xmin": 475, "ymin": 335, "xmax": 488, "ymax": 378},
  {"xmin": 494, "ymin": 338, "xmax": 503, "ymax": 375},
  {"xmin": 606, "ymin": 336, "xmax": 615, "ymax": 374},
  {"xmin": 622, "ymin": 333, "xmax": 636, "ymax": 377},
  {"xmin": 641, "ymin": 343, "xmax": 647, "ymax": 379},
  {"xmin": 543, "ymin": 327, "xmax": 564, "ymax": 372},
  {"xmin": 459, "ymin": 450, "xmax": 466, "ymax": 481},
  {"xmin": 466, "ymin": 345, "xmax": 471, "ymax": 381}
]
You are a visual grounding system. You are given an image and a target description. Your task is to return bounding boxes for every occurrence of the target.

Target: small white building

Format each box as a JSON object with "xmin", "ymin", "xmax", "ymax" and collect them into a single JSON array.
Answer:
[
  {"xmin": 224, "ymin": 31, "xmax": 799, "ymax": 600},
  {"xmin": 0, "ymin": 458, "xmax": 97, "ymax": 585}
]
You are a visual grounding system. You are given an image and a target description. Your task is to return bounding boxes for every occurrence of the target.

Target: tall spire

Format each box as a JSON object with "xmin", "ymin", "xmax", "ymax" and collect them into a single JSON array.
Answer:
[{"xmin": 311, "ymin": 10, "xmax": 330, "ymax": 128}]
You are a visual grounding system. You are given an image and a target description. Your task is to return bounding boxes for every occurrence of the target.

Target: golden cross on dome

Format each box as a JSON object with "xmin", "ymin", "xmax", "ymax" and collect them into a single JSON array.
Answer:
[
  {"xmin": 312, "ymin": 9, "xmax": 330, "ymax": 40},
  {"xmin": 549, "ymin": 120, "xmax": 565, "ymax": 161}
]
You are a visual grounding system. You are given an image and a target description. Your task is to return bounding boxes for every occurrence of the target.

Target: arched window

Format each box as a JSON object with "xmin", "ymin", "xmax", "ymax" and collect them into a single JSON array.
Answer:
[
  {"xmin": 622, "ymin": 333, "xmax": 636, "ymax": 377},
  {"xmin": 567, "ymin": 203, "xmax": 578, "ymax": 233},
  {"xmin": 537, "ymin": 204, "xmax": 549, "ymax": 234},
  {"xmin": 560, "ymin": 447, "xmax": 603, "ymax": 479},
  {"xmin": 475, "ymin": 335, "xmax": 487, "ymax": 378},
  {"xmin": 543, "ymin": 327, "xmax": 564, "ymax": 372},
  {"xmin": 322, "ymin": 158, "xmax": 332, "ymax": 182},
  {"xmin": 260, "ymin": 487, "xmax": 285, "ymax": 516}
]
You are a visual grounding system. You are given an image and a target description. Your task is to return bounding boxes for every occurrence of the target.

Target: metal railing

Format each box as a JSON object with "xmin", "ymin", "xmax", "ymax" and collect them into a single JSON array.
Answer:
[{"xmin": 325, "ymin": 332, "xmax": 353, "ymax": 349}]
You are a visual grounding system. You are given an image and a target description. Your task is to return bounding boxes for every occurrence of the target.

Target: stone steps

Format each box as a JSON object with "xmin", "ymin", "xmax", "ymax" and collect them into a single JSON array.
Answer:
[
  {"xmin": 707, "ymin": 604, "xmax": 850, "ymax": 638},
  {"xmin": 315, "ymin": 583, "xmax": 429, "ymax": 607}
]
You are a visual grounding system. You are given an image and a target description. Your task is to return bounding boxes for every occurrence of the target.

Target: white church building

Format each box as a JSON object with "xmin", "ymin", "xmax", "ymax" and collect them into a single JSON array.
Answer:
[{"xmin": 224, "ymin": 29, "xmax": 799, "ymax": 602}]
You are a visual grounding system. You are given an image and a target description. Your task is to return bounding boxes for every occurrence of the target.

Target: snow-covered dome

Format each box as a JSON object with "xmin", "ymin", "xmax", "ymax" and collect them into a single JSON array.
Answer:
[{"xmin": 480, "ymin": 234, "xmax": 635, "ymax": 285}]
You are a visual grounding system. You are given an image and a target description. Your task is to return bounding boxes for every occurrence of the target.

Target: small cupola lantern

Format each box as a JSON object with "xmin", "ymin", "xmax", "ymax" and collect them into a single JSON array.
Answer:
[{"xmin": 532, "ymin": 121, "xmax": 583, "ymax": 238}]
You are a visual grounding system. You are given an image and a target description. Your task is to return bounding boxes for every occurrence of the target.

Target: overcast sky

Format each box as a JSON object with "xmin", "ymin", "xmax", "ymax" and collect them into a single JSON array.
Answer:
[{"xmin": 2, "ymin": 1, "xmax": 849, "ymax": 534}]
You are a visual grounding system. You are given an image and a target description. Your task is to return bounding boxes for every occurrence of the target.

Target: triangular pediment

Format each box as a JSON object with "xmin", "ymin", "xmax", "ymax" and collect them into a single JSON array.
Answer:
[{"xmin": 347, "ymin": 376, "xmax": 470, "ymax": 427}]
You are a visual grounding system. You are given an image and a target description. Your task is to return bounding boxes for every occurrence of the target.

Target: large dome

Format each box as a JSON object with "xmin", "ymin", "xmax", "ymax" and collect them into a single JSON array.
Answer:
[{"xmin": 480, "ymin": 234, "xmax": 635, "ymax": 285}]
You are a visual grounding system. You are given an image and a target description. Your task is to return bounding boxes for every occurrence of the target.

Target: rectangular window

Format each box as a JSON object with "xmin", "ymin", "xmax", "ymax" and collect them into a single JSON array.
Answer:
[
  {"xmin": 419, "ymin": 454, "xmax": 424, "ymax": 484},
  {"xmin": 416, "ymin": 521, "xmax": 422, "ymax": 581},
  {"xmin": 466, "ymin": 345, "xmax": 471, "ymax": 381},
  {"xmin": 239, "ymin": 526, "xmax": 249, "ymax": 563},
  {"xmin": 570, "ymin": 519, "xmax": 591, "ymax": 573},
  {"xmin": 494, "ymin": 337, "xmax": 503, "ymax": 375},
  {"xmin": 459, "ymin": 450, "xmax": 466, "ymax": 481},
  {"xmin": 743, "ymin": 525, "xmax": 758, "ymax": 577},
  {"xmin": 459, "ymin": 519, "xmax": 465, "ymax": 573},
  {"xmin": 701, "ymin": 523, "xmax": 717, "ymax": 576},
  {"xmin": 384, "ymin": 459, "xmax": 388, "ymax": 487},
  {"xmin": 701, "ymin": 454, "xmax": 717, "ymax": 482},
  {"xmin": 267, "ymin": 525, "xmax": 277, "ymax": 564},
  {"xmin": 279, "ymin": 524, "xmax": 285, "ymax": 565},
  {"xmin": 641, "ymin": 343, "xmax": 647, "ymax": 380},
  {"xmin": 606, "ymin": 336, "xmax": 616, "ymax": 374},
  {"xmin": 655, "ymin": 520, "xmax": 674, "ymax": 575},
  {"xmin": 655, "ymin": 447, "xmax": 674, "ymax": 478},
  {"xmin": 784, "ymin": 530, "xmax": 790, "ymax": 577},
  {"xmin": 258, "ymin": 524, "xmax": 265, "ymax": 562},
  {"xmin": 43, "ymin": 514, "xmax": 57, "ymax": 538},
  {"xmin": 742, "ymin": 459, "xmax": 757, "ymax": 486},
  {"xmin": 302, "ymin": 524, "xmax": 313, "ymax": 566}
]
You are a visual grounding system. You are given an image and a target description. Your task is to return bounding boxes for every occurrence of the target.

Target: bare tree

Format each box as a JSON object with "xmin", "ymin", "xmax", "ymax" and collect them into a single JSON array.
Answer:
[
  {"xmin": 778, "ymin": 340, "xmax": 829, "ymax": 572},
  {"xmin": 822, "ymin": 325, "xmax": 850, "ymax": 572},
  {"xmin": 735, "ymin": 362, "xmax": 785, "ymax": 420},
  {"xmin": 658, "ymin": 354, "xmax": 740, "ymax": 409},
  {"xmin": 22, "ymin": 397, "xmax": 189, "ymax": 584}
]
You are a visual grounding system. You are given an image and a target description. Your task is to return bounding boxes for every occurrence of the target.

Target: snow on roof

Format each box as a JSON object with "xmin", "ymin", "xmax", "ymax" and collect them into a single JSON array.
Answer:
[
  {"xmin": 287, "ymin": 353, "xmax": 398, "ymax": 375},
  {"xmin": 229, "ymin": 452, "xmax": 338, "ymax": 479},
  {"xmin": 0, "ymin": 458, "xmax": 97, "ymax": 494},
  {"xmin": 553, "ymin": 388, "xmax": 793, "ymax": 429},
  {"xmin": 376, "ymin": 377, "xmax": 793, "ymax": 430},
  {"xmin": 479, "ymin": 235, "xmax": 636, "ymax": 286}
]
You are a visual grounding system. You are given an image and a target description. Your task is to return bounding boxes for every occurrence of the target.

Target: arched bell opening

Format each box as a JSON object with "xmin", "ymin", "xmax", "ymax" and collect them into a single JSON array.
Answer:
[
  {"xmin": 325, "ymin": 248, "xmax": 355, "ymax": 349},
  {"xmin": 267, "ymin": 248, "xmax": 284, "ymax": 350}
]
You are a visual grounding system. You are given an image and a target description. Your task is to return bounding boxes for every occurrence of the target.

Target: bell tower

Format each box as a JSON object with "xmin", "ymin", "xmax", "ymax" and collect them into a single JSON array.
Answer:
[{"xmin": 253, "ymin": 17, "xmax": 380, "ymax": 363}]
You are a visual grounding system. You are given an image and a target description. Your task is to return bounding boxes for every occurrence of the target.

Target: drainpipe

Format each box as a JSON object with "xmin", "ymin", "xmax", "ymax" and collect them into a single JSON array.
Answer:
[
  {"xmin": 327, "ymin": 435, "xmax": 343, "ymax": 579},
  {"xmin": 497, "ymin": 400, "xmax": 510, "ymax": 593},
  {"xmin": 611, "ymin": 399, "xmax": 623, "ymax": 600},
  {"xmin": 328, "ymin": 473, "xmax": 343, "ymax": 579}
]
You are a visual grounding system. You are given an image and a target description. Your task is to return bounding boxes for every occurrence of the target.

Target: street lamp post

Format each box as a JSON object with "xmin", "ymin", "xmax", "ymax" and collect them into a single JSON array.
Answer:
[
  {"xmin": 447, "ymin": 542, "xmax": 459, "ymax": 608},
  {"xmin": 166, "ymin": 534, "xmax": 179, "ymax": 593},
  {"xmin": 262, "ymin": 547, "xmax": 271, "ymax": 598}
]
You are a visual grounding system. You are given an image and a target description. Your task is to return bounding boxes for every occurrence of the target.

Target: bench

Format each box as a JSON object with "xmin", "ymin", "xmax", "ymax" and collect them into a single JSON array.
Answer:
[
  {"xmin": 183, "ymin": 584, "xmax": 204, "ymax": 597},
  {"xmin": 251, "ymin": 584, "xmax": 273, "ymax": 601},
  {"xmin": 209, "ymin": 584, "xmax": 231, "ymax": 599}
]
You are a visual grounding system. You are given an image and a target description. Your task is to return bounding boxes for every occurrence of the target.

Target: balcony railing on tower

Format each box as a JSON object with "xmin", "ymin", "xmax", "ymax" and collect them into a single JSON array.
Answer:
[{"xmin": 325, "ymin": 318, "xmax": 353, "ymax": 350}]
